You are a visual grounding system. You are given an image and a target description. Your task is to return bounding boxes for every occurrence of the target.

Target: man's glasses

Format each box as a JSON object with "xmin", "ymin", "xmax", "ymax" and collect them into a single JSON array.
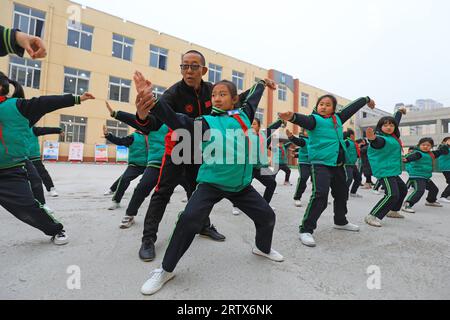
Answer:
[{"xmin": 180, "ymin": 64, "xmax": 203, "ymax": 71}]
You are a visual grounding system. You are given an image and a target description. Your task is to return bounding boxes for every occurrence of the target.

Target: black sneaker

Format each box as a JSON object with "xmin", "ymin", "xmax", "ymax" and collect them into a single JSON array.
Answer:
[
  {"xmin": 199, "ymin": 224, "xmax": 226, "ymax": 242},
  {"xmin": 139, "ymin": 239, "xmax": 155, "ymax": 262}
]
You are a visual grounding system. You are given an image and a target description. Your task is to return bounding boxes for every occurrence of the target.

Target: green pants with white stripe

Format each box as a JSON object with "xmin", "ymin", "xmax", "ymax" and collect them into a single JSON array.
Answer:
[{"xmin": 370, "ymin": 176, "xmax": 407, "ymax": 220}]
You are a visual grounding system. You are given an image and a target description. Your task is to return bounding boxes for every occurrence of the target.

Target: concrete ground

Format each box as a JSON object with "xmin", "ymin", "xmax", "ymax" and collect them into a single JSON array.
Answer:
[{"xmin": 1, "ymin": 163, "xmax": 449, "ymax": 300}]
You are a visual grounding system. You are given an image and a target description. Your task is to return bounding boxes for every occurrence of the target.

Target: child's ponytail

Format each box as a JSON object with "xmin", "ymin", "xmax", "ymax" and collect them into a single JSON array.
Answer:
[{"xmin": 0, "ymin": 71, "xmax": 25, "ymax": 98}]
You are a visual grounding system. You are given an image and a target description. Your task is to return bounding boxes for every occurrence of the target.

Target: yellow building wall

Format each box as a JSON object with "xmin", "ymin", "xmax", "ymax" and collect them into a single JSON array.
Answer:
[{"xmin": 1, "ymin": 0, "xmax": 355, "ymax": 162}]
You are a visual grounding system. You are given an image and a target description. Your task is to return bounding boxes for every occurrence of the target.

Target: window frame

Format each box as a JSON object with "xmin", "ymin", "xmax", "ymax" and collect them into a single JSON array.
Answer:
[
  {"xmin": 108, "ymin": 76, "xmax": 132, "ymax": 103},
  {"xmin": 13, "ymin": 3, "xmax": 46, "ymax": 37},
  {"xmin": 149, "ymin": 45, "xmax": 168, "ymax": 70},
  {"xmin": 60, "ymin": 115, "xmax": 87, "ymax": 143},
  {"xmin": 278, "ymin": 85, "xmax": 287, "ymax": 101},
  {"xmin": 208, "ymin": 63, "xmax": 223, "ymax": 84},
  {"xmin": 67, "ymin": 21, "xmax": 94, "ymax": 51},
  {"xmin": 9, "ymin": 56, "xmax": 41, "ymax": 89},
  {"xmin": 232, "ymin": 70, "xmax": 244, "ymax": 91},
  {"xmin": 112, "ymin": 33, "xmax": 134, "ymax": 61},
  {"xmin": 301, "ymin": 92, "xmax": 309, "ymax": 108},
  {"xmin": 63, "ymin": 67, "xmax": 91, "ymax": 95}
]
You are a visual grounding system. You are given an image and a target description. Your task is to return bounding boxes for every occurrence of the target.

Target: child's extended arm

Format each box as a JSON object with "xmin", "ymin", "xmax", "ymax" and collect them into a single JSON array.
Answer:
[
  {"xmin": 279, "ymin": 112, "xmax": 316, "ymax": 131},
  {"xmin": 433, "ymin": 144, "xmax": 449, "ymax": 158},
  {"xmin": 338, "ymin": 97, "xmax": 375, "ymax": 123},
  {"xmin": 241, "ymin": 79, "xmax": 274, "ymax": 122},
  {"xmin": 403, "ymin": 152, "xmax": 422, "ymax": 163},
  {"xmin": 104, "ymin": 128, "xmax": 134, "ymax": 147},
  {"xmin": 17, "ymin": 93, "xmax": 94, "ymax": 127},
  {"xmin": 32, "ymin": 127, "xmax": 62, "ymax": 136}
]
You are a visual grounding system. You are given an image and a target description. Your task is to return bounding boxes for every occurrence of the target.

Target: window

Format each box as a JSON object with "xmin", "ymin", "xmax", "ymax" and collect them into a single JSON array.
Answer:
[
  {"xmin": 67, "ymin": 21, "xmax": 93, "ymax": 51},
  {"xmin": 301, "ymin": 92, "xmax": 309, "ymax": 108},
  {"xmin": 362, "ymin": 112, "xmax": 368, "ymax": 118},
  {"xmin": 278, "ymin": 85, "xmax": 287, "ymax": 101},
  {"xmin": 152, "ymin": 85, "xmax": 167, "ymax": 99},
  {"xmin": 109, "ymin": 76, "xmax": 131, "ymax": 103},
  {"xmin": 64, "ymin": 67, "xmax": 90, "ymax": 95},
  {"xmin": 13, "ymin": 3, "xmax": 46, "ymax": 37},
  {"xmin": 105, "ymin": 120, "xmax": 128, "ymax": 144},
  {"xmin": 112, "ymin": 34, "xmax": 134, "ymax": 61},
  {"xmin": 208, "ymin": 63, "xmax": 222, "ymax": 83},
  {"xmin": 255, "ymin": 108, "xmax": 264, "ymax": 122},
  {"xmin": 150, "ymin": 45, "xmax": 168, "ymax": 70},
  {"xmin": 9, "ymin": 56, "xmax": 41, "ymax": 89},
  {"xmin": 420, "ymin": 124, "xmax": 436, "ymax": 135},
  {"xmin": 60, "ymin": 115, "xmax": 87, "ymax": 143},
  {"xmin": 399, "ymin": 127, "xmax": 410, "ymax": 137},
  {"xmin": 232, "ymin": 71, "xmax": 244, "ymax": 91}
]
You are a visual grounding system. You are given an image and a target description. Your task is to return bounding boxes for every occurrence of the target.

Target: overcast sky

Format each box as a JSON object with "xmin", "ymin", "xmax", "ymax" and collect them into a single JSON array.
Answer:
[{"xmin": 74, "ymin": 0, "xmax": 450, "ymax": 112}]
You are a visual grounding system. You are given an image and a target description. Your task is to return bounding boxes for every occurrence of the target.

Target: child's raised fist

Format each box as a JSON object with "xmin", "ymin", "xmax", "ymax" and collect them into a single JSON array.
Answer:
[{"xmin": 366, "ymin": 127, "xmax": 376, "ymax": 141}]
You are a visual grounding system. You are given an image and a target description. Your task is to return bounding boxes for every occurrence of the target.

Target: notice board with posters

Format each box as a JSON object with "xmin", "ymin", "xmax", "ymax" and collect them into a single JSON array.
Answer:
[{"xmin": 68, "ymin": 143, "xmax": 84, "ymax": 161}]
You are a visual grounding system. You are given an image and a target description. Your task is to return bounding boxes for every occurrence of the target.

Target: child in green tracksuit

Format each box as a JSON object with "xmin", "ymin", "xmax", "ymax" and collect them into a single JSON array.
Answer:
[
  {"xmin": 272, "ymin": 141, "xmax": 293, "ymax": 185},
  {"xmin": 140, "ymin": 79, "xmax": 284, "ymax": 296},
  {"xmin": 286, "ymin": 128, "xmax": 310, "ymax": 207},
  {"xmin": 344, "ymin": 129, "xmax": 363, "ymax": 198},
  {"xmin": 0, "ymin": 71, "xmax": 94, "ymax": 245},
  {"xmin": 402, "ymin": 138, "xmax": 449, "ymax": 212},
  {"xmin": 230, "ymin": 118, "xmax": 284, "ymax": 215},
  {"xmin": 29, "ymin": 126, "xmax": 63, "ymax": 197},
  {"xmin": 22, "ymin": 126, "xmax": 63, "ymax": 215},
  {"xmin": 280, "ymin": 94, "xmax": 376, "ymax": 247},
  {"xmin": 103, "ymin": 128, "xmax": 149, "ymax": 210},
  {"xmin": 365, "ymin": 110, "xmax": 408, "ymax": 227},
  {"xmin": 104, "ymin": 102, "xmax": 170, "ymax": 236},
  {"xmin": 438, "ymin": 137, "xmax": 450, "ymax": 203}
]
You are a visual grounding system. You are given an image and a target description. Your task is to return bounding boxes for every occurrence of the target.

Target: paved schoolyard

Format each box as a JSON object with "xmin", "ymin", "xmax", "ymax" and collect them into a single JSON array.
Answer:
[{"xmin": 1, "ymin": 163, "xmax": 449, "ymax": 300}]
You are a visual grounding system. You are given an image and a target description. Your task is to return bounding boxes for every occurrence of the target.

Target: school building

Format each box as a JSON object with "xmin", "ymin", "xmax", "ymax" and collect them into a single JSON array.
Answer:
[{"xmin": 0, "ymin": 0, "xmax": 356, "ymax": 164}]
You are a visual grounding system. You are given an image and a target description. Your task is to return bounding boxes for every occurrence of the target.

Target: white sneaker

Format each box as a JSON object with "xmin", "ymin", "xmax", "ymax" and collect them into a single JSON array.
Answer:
[
  {"xmin": 181, "ymin": 197, "xmax": 188, "ymax": 203},
  {"xmin": 402, "ymin": 204, "xmax": 415, "ymax": 213},
  {"xmin": 426, "ymin": 201, "xmax": 443, "ymax": 207},
  {"xmin": 386, "ymin": 211, "xmax": 405, "ymax": 219},
  {"xmin": 49, "ymin": 187, "xmax": 59, "ymax": 197},
  {"xmin": 334, "ymin": 223, "xmax": 360, "ymax": 232},
  {"xmin": 372, "ymin": 189, "xmax": 381, "ymax": 195},
  {"xmin": 120, "ymin": 216, "xmax": 135, "ymax": 229},
  {"xmin": 141, "ymin": 268, "xmax": 175, "ymax": 295},
  {"xmin": 51, "ymin": 231, "xmax": 69, "ymax": 245},
  {"xmin": 104, "ymin": 189, "xmax": 114, "ymax": 196},
  {"xmin": 350, "ymin": 193, "xmax": 363, "ymax": 198},
  {"xmin": 252, "ymin": 247, "xmax": 284, "ymax": 262},
  {"xmin": 108, "ymin": 201, "xmax": 120, "ymax": 210},
  {"xmin": 300, "ymin": 233, "xmax": 316, "ymax": 247},
  {"xmin": 232, "ymin": 207, "xmax": 241, "ymax": 216},
  {"xmin": 284, "ymin": 182, "xmax": 293, "ymax": 186},
  {"xmin": 365, "ymin": 215, "xmax": 382, "ymax": 227},
  {"xmin": 439, "ymin": 197, "xmax": 450, "ymax": 204},
  {"xmin": 42, "ymin": 204, "xmax": 54, "ymax": 214},
  {"xmin": 294, "ymin": 200, "xmax": 302, "ymax": 207}
]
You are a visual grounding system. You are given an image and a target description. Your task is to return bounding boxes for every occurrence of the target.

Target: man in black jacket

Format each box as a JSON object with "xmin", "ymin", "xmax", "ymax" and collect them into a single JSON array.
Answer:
[{"xmin": 132, "ymin": 50, "xmax": 252, "ymax": 261}]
